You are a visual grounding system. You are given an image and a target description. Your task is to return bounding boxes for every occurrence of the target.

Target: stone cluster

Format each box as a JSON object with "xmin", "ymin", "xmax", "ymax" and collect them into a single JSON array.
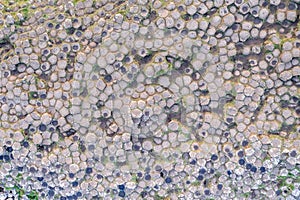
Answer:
[{"xmin": 0, "ymin": 0, "xmax": 299, "ymax": 199}]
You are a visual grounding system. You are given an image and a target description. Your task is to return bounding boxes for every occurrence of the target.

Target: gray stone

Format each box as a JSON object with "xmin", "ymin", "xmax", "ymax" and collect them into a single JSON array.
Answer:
[
  {"xmin": 198, "ymin": 3, "xmax": 208, "ymax": 14},
  {"xmin": 199, "ymin": 20, "xmax": 209, "ymax": 31},
  {"xmin": 158, "ymin": 76, "xmax": 170, "ymax": 88},
  {"xmin": 281, "ymin": 52, "xmax": 293, "ymax": 63},
  {"xmin": 186, "ymin": 20, "xmax": 198, "ymax": 31},
  {"xmin": 279, "ymin": 71, "xmax": 292, "ymax": 81},
  {"xmin": 259, "ymin": 8, "xmax": 269, "ymax": 20},
  {"xmin": 223, "ymin": 13, "xmax": 235, "ymax": 26},
  {"xmin": 282, "ymin": 42, "xmax": 293, "ymax": 51},
  {"xmin": 287, "ymin": 11, "xmax": 297, "ymax": 22},
  {"xmin": 33, "ymin": 133, "xmax": 43, "ymax": 144},
  {"xmin": 76, "ymin": 52, "xmax": 87, "ymax": 64},
  {"xmin": 239, "ymin": 30, "xmax": 250, "ymax": 42},
  {"xmin": 187, "ymin": 5, "xmax": 197, "ymax": 15},
  {"xmin": 5, "ymin": 15, "xmax": 14, "ymax": 25},
  {"xmin": 277, "ymin": 11, "xmax": 286, "ymax": 22},
  {"xmin": 48, "ymin": 55, "xmax": 58, "ymax": 64},
  {"xmin": 214, "ymin": 0, "xmax": 224, "ymax": 8},
  {"xmin": 211, "ymin": 16, "xmax": 221, "ymax": 27}
]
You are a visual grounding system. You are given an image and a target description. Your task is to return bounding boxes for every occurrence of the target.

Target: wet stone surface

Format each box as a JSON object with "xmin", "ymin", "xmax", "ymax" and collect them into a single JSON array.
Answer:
[{"xmin": 0, "ymin": 0, "xmax": 300, "ymax": 199}]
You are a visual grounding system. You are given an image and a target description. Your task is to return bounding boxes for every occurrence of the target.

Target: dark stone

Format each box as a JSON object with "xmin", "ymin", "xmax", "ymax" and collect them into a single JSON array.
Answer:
[
  {"xmin": 204, "ymin": 189, "xmax": 210, "ymax": 195},
  {"xmin": 40, "ymin": 73, "xmax": 50, "ymax": 81},
  {"xmin": 200, "ymin": 105, "xmax": 211, "ymax": 112},
  {"xmin": 133, "ymin": 16, "xmax": 140, "ymax": 21},
  {"xmin": 191, "ymin": 72, "xmax": 199, "ymax": 80},
  {"xmin": 226, "ymin": 118, "xmax": 233, "ymax": 123},
  {"xmin": 165, "ymin": 55, "xmax": 175, "ymax": 63},
  {"xmin": 231, "ymin": 23, "xmax": 239, "ymax": 31},
  {"xmin": 180, "ymin": 29, "xmax": 188, "ymax": 36},
  {"xmin": 242, "ymin": 5, "xmax": 249, "ymax": 12},
  {"xmin": 182, "ymin": 152, "xmax": 190, "ymax": 160},
  {"xmin": 242, "ymin": 140, "xmax": 249, "ymax": 146},
  {"xmin": 251, "ymin": 10, "xmax": 258, "ymax": 15},
  {"xmin": 237, "ymin": 151, "xmax": 244, "ymax": 157},
  {"xmin": 134, "ymin": 53, "xmax": 154, "ymax": 65},
  {"xmin": 72, "ymin": 181, "xmax": 78, "ymax": 187},
  {"xmin": 75, "ymin": 31, "xmax": 82, "ymax": 37},
  {"xmin": 225, "ymin": 93, "xmax": 235, "ymax": 102},
  {"xmin": 29, "ymin": 166, "xmax": 37, "ymax": 173},
  {"xmin": 276, "ymin": 190, "xmax": 281, "ymax": 196},
  {"xmin": 104, "ymin": 74, "xmax": 112, "ymax": 82},
  {"xmin": 86, "ymin": 167, "xmax": 93, "ymax": 174},
  {"xmin": 211, "ymin": 154, "xmax": 218, "ymax": 161},
  {"xmin": 96, "ymin": 100, "xmax": 105, "ymax": 108},
  {"xmin": 79, "ymin": 141, "xmax": 86, "ymax": 152},
  {"xmin": 291, "ymin": 76, "xmax": 299, "ymax": 85},
  {"xmin": 202, "ymin": 34, "xmax": 208, "ymax": 40},
  {"xmin": 180, "ymin": 59, "xmax": 190, "ymax": 69},
  {"xmin": 80, "ymin": 87, "xmax": 88, "ymax": 97},
  {"xmin": 197, "ymin": 175, "xmax": 204, "ymax": 181},
  {"xmin": 6, "ymin": 146, "xmax": 13, "ymax": 152},
  {"xmin": 63, "ymin": 46, "xmax": 69, "ymax": 52},
  {"xmin": 133, "ymin": 145, "xmax": 140, "ymax": 151},
  {"xmin": 288, "ymin": 3, "xmax": 296, "ymax": 10},
  {"xmin": 281, "ymin": 20, "xmax": 291, "ymax": 28},
  {"xmin": 144, "ymin": 174, "xmax": 151, "ymax": 180},
  {"xmin": 165, "ymin": 177, "xmax": 172, "ymax": 183},
  {"xmin": 149, "ymin": 11, "xmax": 157, "ymax": 21},
  {"xmin": 267, "ymin": 4, "xmax": 276, "ymax": 13},
  {"xmin": 66, "ymin": 27, "xmax": 76, "ymax": 35},
  {"xmin": 166, "ymin": 112, "xmax": 182, "ymax": 123},
  {"xmin": 260, "ymin": 166, "xmax": 266, "ymax": 173},
  {"xmin": 278, "ymin": 3, "xmax": 285, "ymax": 9},
  {"xmin": 72, "ymin": 44, "xmax": 79, "ymax": 51},
  {"xmin": 239, "ymin": 159, "xmax": 245, "ymax": 165},
  {"xmin": 280, "ymin": 123, "xmax": 295, "ymax": 132},
  {"xmin": 57, "ymin": 14, "xmax": 64, "ymax": 20},
  {"xmin": 182, "ymin": 14, "xmax": 190, "ymax": 21},
  {"xmin": 47, "ymin": 22, "xmax": 54, "ymax": 28},
  {"xmin": 262, "ymin": 1, "xmax": 268, "ymax": 7},
  {"xmin": 65, "ymin": 128, "xmax": 76, "ymax": 137},
  {"xmin": 280, "ymin": 100, "xmax": 290, "ymax": 108},
  {"xmin": 292, "ymin": 96, "xmax": 299, "ymax": 102},
  {"xmin": 193, "ymin": 13, "xmax": 200, "ymax": 19},
  {"xmin": 177, "ymin": 5, "xmax": 184, "ymax": 12},
  {"xmin": 290, "ymin": 150, "xmax": 297, "ymax": 157},
  {"xmin": 199, "ymin": 168, "xmax": 206, "ymax": 174},
  {"xmin": 22, "ymin": 141, "xmax": 29, "ymax": 148},
  {"xmin": 118, "ymin": 191, "xmax": 125, "ymax": 197},
  {"xmin": 193, "ymin": 145, "xmax": 199, "ymax": 150},
  {"xmin": 39, "ymin": 124, "xmax": 47, "ymax": 132},
  {"xmin": 3, "ymin": 155, "xmax": 10, "ymax": 162},
  {"xmin": 76, "ymin": 192, "xmax": 82, "ymax": 197},
  {"xmin": 250, "ymin": 166, "xmax": 257, "ymax": 173},
  {"xmin": 40, "ymin": 93, "xmax": 47, "ymax": 99},
  {"xmin": 155, "ymin": 165, "xmax": 162, "ymax": 171},
  {"xmin": 141, "ymin": 191, "xmax": 147, "ymax": 198},
  {"xmin": 97, "ymin": 174, "xmax": 103, "ymax": 179},
  {"xmin": 37, "ymin": 145, "xmax": 45, "ymax": 151},
  {"xmin": 51, "ymin": 120, "xmax": 58, "ymax": 126},
  {"xmin": 200, "ymin": 89, "xmax": 209, "ymax": 95},
  {"xmin": 217, "ymin": 184, "xmax": 223, "ymax": 190},
  {"xmin": 88, "ymin": 144, "xmax": 95, "ymax": 151}
]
